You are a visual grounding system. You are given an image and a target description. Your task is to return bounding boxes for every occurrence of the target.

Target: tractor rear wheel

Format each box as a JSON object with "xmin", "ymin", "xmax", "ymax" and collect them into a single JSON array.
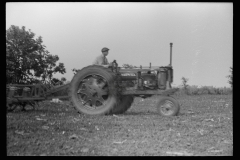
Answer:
[
  {"xmin": 110, "ymin": 95, "xmax": 134, "ymax": 114},
  {"xmin": 156, "ymin": 96, "xmax": 180, "ymax": 116},
  {"xmin": 69, "ymin": 65, "xmax": 118, "ymax": 115}
]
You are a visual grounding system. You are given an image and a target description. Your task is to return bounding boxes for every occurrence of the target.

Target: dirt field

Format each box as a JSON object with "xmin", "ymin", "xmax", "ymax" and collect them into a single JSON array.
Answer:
[{"xmin": 7, "ymin": 94, "xmax": 233, "ymax": 156}]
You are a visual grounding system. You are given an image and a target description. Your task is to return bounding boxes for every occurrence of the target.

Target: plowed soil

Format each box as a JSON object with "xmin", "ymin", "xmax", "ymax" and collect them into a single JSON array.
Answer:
[{"xmin": 7, "ymin": 95, "xmax": 233, "ymax": 156}]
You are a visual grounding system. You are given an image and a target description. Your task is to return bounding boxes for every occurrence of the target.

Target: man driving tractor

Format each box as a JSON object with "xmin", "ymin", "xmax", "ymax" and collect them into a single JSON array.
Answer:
[{"xmin": 93, "ymin": 47, "xmax": 112, "ymax": 67}]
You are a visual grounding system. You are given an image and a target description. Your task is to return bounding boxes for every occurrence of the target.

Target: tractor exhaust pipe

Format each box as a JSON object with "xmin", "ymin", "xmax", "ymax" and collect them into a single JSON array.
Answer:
[
  {"xmin": 166, "ymin": 42, "xmax": 173, "ymax": 89},
  {"xmin": 170, "ymin": 42, "xmax": 173, "ymax": 66}
]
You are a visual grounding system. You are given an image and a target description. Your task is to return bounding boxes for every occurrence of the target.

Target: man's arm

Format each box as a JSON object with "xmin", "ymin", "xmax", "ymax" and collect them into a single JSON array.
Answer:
[{"xmin": 102, "ymin": 61, "xmax": 113, "ymax": 68}]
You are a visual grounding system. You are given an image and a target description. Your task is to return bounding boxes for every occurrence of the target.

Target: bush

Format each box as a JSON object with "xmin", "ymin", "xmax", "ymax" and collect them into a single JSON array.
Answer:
[
  {"xmin": 186, "ymin": 85, "xmax": 199, "ymax": 95},
  {"xmin": 174, "ymin": 85, "xmax": 232, "ymax": 96}
]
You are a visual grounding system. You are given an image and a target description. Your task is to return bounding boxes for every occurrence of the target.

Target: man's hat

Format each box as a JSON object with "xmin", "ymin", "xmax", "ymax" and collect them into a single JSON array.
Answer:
[{"xmin": 101, "ymin": 47, "xmax": 109, "ymax": 52}]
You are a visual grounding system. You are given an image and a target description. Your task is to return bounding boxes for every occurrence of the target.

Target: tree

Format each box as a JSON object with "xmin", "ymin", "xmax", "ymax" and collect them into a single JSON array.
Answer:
[
  {"xmin": 227, "ymin": 67, "xmax": 233, "ymax": 88},
  {"xmin": 72, "ymin": 68, "xmax": 79, "ymax": 75},
  {"xmin": 6, "ymin": 25, "xmax": 66, "ymax": 84},
  {"xmin": 48, "ymin": 77, "xmax": 67, "ymax": 86},
  {"xmin": 51, "ymin": 78, "xmax": 62, "ymax": 86},
  {"xmin": 61, "ymin": 77, "xmax": 67, "ymax": 83}
]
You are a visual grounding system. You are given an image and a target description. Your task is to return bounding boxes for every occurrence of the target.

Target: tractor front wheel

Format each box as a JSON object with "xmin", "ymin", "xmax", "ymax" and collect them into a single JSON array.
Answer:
[{"xmin": 156, "ymin": 96, "xmax": 180, "ymax": 116}]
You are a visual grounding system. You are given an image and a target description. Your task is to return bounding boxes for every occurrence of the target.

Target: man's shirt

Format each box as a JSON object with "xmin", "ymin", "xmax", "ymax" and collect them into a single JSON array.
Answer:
[{"xmin": 93, "ymin": 54, "xmax": 109, "ymax": 65}]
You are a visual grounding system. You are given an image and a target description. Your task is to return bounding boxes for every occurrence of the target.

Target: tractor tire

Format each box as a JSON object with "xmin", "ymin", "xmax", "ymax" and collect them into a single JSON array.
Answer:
[
  {"xmin": 109, "ymin": 95, "xmax": 134, "ymax": 115},
  {"xmin": 156, "ymin": 96, "xmax": 180, "ymax": 116},
  {"xmin": 69, "ymin": 65, "xmax": 118, "ymax": 115}
]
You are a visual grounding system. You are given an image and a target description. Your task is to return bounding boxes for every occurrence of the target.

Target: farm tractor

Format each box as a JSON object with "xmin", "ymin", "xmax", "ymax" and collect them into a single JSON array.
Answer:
[{"xmin": 7, "ymin": 43, "xmax": 180, "ymax": 116}]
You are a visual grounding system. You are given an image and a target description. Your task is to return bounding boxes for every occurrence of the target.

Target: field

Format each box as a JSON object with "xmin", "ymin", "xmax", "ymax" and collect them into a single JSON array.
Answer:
[{"xmin": 7, "ymin": 94, "xmax": 233, "ymax": 156}]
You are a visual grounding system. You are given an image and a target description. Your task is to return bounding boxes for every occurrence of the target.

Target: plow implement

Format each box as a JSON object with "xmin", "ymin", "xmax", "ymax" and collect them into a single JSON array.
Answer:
[{"xmin": 6, "ymin": 83, "xmax": 70, "ymax": 111}]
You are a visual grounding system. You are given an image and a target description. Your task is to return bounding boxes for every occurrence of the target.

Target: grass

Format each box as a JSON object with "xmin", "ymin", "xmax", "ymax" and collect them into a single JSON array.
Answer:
[{"xmin": 7, "ymin": 94, "xmax": 232, "ymax": 156}]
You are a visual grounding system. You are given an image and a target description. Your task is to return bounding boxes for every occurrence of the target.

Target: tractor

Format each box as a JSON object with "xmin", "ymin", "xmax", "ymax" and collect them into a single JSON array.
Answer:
[
  {"xmin": 7, "ymin": 43, "xmax": 180, "ymax": 116},
  {"xmin": 69, "ymin": 43, "xmax": 180, "ymax": 116}
]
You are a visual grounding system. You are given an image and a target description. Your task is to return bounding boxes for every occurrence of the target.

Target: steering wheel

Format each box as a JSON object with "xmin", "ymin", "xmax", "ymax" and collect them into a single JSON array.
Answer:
[{"xmin": 110, "ymin": 60, "xmax": 118, "ymax": 72}]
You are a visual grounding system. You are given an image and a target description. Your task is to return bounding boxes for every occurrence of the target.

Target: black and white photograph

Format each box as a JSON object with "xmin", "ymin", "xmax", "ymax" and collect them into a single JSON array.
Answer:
[{"xmin": 6, "ymin": 2, "xmax": 233, "ymax": 156}]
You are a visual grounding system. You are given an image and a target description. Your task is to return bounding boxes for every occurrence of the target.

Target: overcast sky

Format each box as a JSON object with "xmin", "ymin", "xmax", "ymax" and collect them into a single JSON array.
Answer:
[{"xmin": 6, "ymin": 2, "xmax": 233, "ymax": 87}]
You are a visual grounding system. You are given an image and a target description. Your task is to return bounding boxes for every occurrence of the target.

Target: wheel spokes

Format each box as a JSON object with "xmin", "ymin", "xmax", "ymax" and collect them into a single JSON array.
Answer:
[
  {"xmin": 94, "ymin": 95, "xmax": 105, "ymax": 105},
  {"xmin": 77, "ymin": 75, "xmax": 108, "ymax": 109},
  {"xmin": 161, "ymin": 100, "xmax": 174, "ymax": 115},
  {"xmin": 77, "ymin": 84, "xmax": 91, "ymax": 96}
]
